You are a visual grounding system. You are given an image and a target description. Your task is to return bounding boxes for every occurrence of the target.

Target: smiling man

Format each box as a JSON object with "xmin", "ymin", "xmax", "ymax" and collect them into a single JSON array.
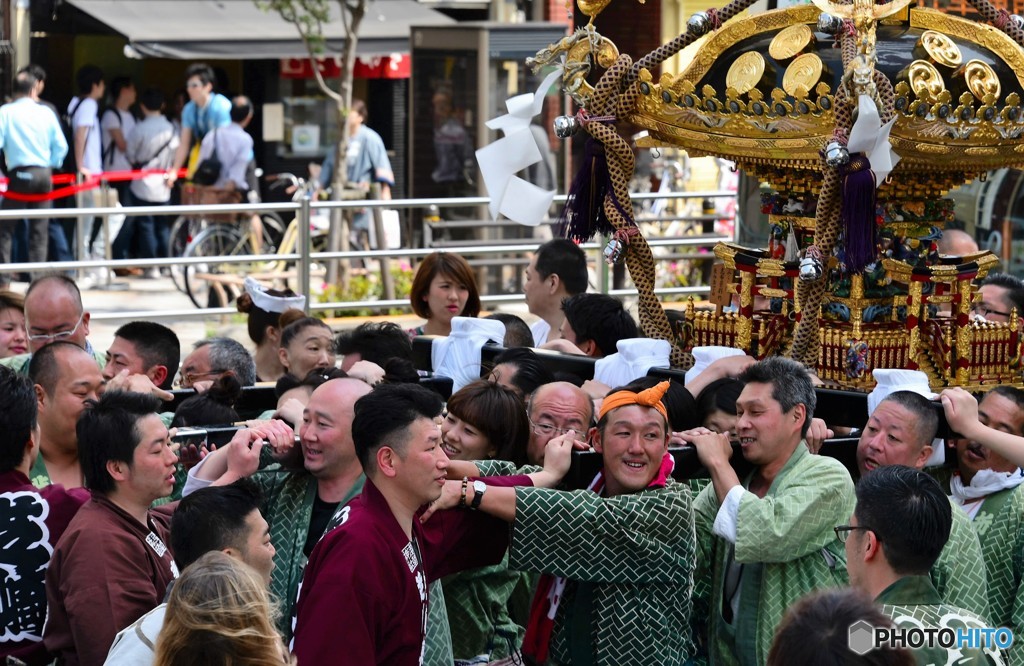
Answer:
[
  {"xmin": 948, "ymin": 386, "xmax": 1024, "ymax": 664},
  {"xmin": 28, "ymin": 341, "xmax": 105, "ymax": 489},
  {"xmin": 184, "ymin": 377, "xmax": 368, "ymax": 639},
  {"xmin": 439, "ymin": 380, "xmax": 696, "ymax": 664},
  {"xmin": 689, "ymin": 356, "xmax": 855, "ymax": 666},
  {"xmin": 293, "ymin": 383, "xmax": 539, "ymax": 665},
  {"xmin": 856, "ymin": 390, "xmax": 990, "ymax": 620},
  {"xmin": 44, "ymin": 391, "xmax": 179, "ymax": 666}
]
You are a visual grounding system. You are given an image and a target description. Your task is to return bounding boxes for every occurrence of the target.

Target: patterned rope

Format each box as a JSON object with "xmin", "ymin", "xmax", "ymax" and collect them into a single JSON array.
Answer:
[
  {"xmin": 628, "ymin": 0, "xmax": 760, "ymax": 84},
  {"xmin": 967, "ymin": 0, "xmax": 1024, "ymax": 45},
  {"xmin": 582, "ymin": 54, "xmax": 689, "ymax": 366}
]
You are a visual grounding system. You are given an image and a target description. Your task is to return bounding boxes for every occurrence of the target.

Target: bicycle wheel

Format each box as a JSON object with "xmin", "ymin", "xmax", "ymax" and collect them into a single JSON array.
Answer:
[
  {"xmin": 168, "ymin": 214, "xmax": 208, "ymax": 293},
  {"xmin": 183, "ymin": 226, "xmax": 253, "ymax": 308},
  {"xmin": 259, "ymin": 211, "xmax": 286, "ymax": 253}
]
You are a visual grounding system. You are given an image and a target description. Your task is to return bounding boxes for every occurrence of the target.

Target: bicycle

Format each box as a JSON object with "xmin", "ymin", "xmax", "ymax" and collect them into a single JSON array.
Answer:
[
  {"xmin": 168, "ymin": 181, "xmax": 286, "ymax": 294},
  {"xmin": 181, "ymin": 173, "xmax": 329, "ymax": 308}
]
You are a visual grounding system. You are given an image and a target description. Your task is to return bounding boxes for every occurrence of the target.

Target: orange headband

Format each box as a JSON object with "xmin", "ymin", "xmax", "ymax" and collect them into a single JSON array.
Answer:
[{"xmin": 598, "ymin": 380, "xmax": 670, "ymax": 423}]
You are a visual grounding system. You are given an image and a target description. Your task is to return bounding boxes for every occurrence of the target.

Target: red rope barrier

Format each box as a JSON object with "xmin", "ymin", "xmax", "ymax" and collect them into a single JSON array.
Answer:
[{"xmin": 0, "ymin": 168, "xmax": 190, "ymax": 202}]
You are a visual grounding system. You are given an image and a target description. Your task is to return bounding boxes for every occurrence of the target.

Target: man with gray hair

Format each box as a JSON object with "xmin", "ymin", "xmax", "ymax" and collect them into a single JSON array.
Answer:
[
  {"xmin": 177, "ymin": 337, "xmax": 256, "ymax": 389},
  {"xmin": 688, "ymin": 356, "xmax": 856, "ymax": 665}
]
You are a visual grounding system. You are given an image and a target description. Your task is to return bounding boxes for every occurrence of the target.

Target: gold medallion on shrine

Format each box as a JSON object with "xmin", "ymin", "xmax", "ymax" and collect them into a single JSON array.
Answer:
[
  {"xmin": 915, "ymin": 30, "xmax": 963, "ymax": 68},
  {"xmin": 783, "ymin": 53, "xmax": 824, "ymax": 96},
  {"xmin": 769, "ymin": 24, "xmax": 813, "ymax": 61},
  {"xmin": 727, "ymin": 52, "xmax": 768, "ymax": 95}
]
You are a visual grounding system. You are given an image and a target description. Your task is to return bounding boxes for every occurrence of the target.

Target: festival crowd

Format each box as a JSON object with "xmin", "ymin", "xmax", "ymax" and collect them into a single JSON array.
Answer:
[{"xmin": 2, "ymin": 67, "xmax": 1024, "ymax": 666}]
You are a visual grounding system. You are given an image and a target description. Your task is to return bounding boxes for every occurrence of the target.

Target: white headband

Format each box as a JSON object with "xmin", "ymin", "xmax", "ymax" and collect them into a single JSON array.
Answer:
[{"xmin": 243, "ymin": 277, "xmax": 306, "ymax": 314}]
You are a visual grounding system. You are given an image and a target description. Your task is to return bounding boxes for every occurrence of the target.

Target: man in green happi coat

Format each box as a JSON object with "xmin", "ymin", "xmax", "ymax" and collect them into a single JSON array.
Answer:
[
  {"xmin": 689, "ymin": 356, "xmax": 855, "ymax": 666},
  {"xmin": 844, "ymin": 464, "xmax": 1004, "ymax": 665},
  {"xmin": 439, "ymin": 379, "xmax": 697, "ymax": 665},
  {"xmin": 856, "ymin": 390, "xmax": 991, "ymax": 621},
  {"xmin": 945, "ymin": 386, "xmax": 1024, "ymax": 665}
]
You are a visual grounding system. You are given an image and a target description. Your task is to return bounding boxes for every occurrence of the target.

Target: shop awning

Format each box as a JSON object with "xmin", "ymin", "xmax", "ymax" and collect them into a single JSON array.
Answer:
[{"xmin": 66, "ymin": 0, "xmax": 455, "ymax": 59}]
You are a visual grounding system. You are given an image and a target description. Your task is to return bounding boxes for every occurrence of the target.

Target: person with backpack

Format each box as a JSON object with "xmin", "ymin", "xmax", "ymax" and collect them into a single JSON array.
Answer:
[
  {"xmin": 119, "ymin": 88, "xmax": 179, "ymax": 273},
  {"xmin": 0, "ymin": 69, "xmax": 68, "ymax": 287},
  {"xmin": 166, "ymin": 63, "xmax": 231, "ymax": 186},
  {"xmin": 66, "ymin": 65, "xmax": 105, "ymax": 271},
  {"xmin": 100, "ymin": 76, "xmax": 137, "ymax": 204}
]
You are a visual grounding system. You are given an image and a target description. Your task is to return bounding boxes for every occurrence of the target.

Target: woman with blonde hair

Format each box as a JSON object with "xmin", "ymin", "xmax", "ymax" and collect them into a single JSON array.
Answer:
[{"xmin": 154, "ymin": 551, "xmax": 295, "ymax": 666}]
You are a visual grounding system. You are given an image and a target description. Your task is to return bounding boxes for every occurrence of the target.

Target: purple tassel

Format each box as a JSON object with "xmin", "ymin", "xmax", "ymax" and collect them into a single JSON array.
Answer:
[
  {"xmin": 558, "ymin": 138, "xmax": 617, "ymax": 242},
  {"xmin": 840, "ymin": 153, "xmax": 878, "ymax": 273}
]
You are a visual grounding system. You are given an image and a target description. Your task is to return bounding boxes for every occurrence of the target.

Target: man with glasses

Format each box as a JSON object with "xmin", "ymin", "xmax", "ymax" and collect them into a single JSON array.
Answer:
[
  {"xmin": 177, "ymin": 337, "xmax": 256, "ymax": 390},
  {"xmin": 843, "ymin": 465, "xmax": 1003, "ymax": 665},
  {"xmin": 687, "ymin": 356, "xmax": 855, "ymax": 665},
  {"xmin": 0, "ymin": 275, "xmax": 104, "ymax": 374},
  {"xmin": 525, "ymin": 381, "xmax": 593, "ymax": 465},
  {"xmin": 856, "ymin": 390, "xmax": 990, "ymax": 620},
  {"xmin": 973, "ymin": 273, "xmax": 1024, "ymax": 324}
]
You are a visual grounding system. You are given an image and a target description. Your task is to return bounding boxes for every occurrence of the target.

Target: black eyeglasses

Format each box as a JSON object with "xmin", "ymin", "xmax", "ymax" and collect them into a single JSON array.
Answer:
[
  {"xmin": 971, "ymin": 303, "xmax": 1011, "ymax": 319},
  {"xmin": 834, "ymin": 525, "xmax": 872, "ymax": 544}
]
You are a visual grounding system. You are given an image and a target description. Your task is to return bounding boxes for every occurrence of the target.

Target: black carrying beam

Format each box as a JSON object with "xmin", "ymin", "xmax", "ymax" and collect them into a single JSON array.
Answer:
[
  {"xmin": 410, "ymin": 336, "xmax": 959, "ymax": 436},
  {"xmin": 169, "ymin": 424, "xmax": 861, "ymax": 489},
  {"xmin": 164, "ymin": 376, "xmax": 454, "ymax": 421}
]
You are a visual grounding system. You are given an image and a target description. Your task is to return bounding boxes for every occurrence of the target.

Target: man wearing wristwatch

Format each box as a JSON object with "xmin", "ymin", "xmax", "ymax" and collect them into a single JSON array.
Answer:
[
  {"xmin": 434, "ymin": 380, "xmax": 697, "ymax": 665},
  {"xmin": 292, "ymin": 383, "xmax": 571, "ymax": 666}
]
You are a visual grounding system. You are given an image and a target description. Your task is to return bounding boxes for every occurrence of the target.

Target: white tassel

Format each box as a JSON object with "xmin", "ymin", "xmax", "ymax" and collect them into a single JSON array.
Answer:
[{"xmin": 784, "ymin": 224, "xmax": 799, "ymax": 262}]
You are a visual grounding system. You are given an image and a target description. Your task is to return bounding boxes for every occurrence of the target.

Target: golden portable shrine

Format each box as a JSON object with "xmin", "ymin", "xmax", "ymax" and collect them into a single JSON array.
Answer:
[{"xmin": 530, "ymin": 0, "xmax": 1024, "ymax": 391}]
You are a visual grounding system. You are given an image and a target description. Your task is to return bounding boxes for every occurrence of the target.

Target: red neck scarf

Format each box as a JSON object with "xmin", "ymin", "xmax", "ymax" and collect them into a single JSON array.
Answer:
[{"xmin": 521, "ymin": 450, "xmax": 675, "ymax": 662}]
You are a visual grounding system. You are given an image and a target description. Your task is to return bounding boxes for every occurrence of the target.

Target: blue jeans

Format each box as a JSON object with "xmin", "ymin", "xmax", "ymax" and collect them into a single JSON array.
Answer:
[{"xmin": 113, "ymin": 190, "xmax": 162, "ymax": 259}]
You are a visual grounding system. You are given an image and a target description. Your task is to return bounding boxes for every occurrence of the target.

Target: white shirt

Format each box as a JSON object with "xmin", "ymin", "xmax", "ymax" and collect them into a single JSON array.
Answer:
[
  {"xmin": 126, "ymin": 114, "xmax": 178, "ymax": 202},
  {"xmin": 68, "ymin": 96, "xmax": 101, "ymax": 172},
  {"xmin": 101, "ymin": 107, "xmax": 136, "ymax": 171},
  {"xmin": 198, "ymin": 122, "xmax": 252, "ymax": 191},
  {"xmin": 530, "ymin": 318, "xmax": 551, "ymax": 346},
  {"xmin": 103, "ymin": 602, "xmax": 165, "ymax": 666}
]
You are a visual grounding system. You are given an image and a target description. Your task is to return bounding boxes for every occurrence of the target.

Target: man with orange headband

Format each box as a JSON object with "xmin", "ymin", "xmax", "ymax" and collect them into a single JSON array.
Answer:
[
  {"xmin": 687, "ymin": 356, "xmax": 855, "ymax": 665},
  {"xmin": 427, "ymin": 380, "xmax": 696, "ymax": 664}
]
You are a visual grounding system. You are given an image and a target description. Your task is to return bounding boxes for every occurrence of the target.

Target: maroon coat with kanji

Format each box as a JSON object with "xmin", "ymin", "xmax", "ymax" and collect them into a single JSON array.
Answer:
[
  {"xmin": 293, "ymin": 476, "xmax": 529, "ymax": 666},
  {"xmin": 0, "ymin": 470, "xmax": 88, "ymax": 665}
]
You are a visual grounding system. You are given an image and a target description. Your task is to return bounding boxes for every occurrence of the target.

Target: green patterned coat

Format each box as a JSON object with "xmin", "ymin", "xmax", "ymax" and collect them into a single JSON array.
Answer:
[
  {"xmin": 970, "ymin": 486, "xmax": 1024, "ymax": 665},
  {"xmin": 878, "ymin": 575, "xmax": 1004, "ymax": 665},
  {"xmin": 693, "ymin": 442, "xmax": 855, "ymax": 666},
  {"xmin": 478, "ymin": 460, "xmax": 697, "ymax": 665},
  {"xmin": 252, "ymin": 470, "xmax": 362, "ymax": 638},
  {"xmin": 442, "ymin": 553, "xmax": 528, "ymax": 662},
  {"xmin": 930, "ymin": 497, "xmax": 991, "ymax": 621}
]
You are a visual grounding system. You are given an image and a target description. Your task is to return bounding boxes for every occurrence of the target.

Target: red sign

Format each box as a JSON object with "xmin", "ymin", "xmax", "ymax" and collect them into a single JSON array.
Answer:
[{"xmin": 281, "ymin": 54, "xmax": 410, "ymax": 80}]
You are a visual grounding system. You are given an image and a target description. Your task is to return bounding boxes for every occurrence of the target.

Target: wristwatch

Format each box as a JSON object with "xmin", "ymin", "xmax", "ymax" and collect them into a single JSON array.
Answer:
[{"xmin": 469, "ymin": 480, "xmax": 487, "ymax": 510}]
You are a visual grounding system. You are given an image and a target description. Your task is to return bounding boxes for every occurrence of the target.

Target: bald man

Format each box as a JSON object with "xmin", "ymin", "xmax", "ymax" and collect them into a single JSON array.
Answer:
[
  {"xmin": 1, "ymin": 275, "xmax": 105, "ymax": 374},
  {"xmin": 937, "ymin": 228, "xmax": 979, "ymax": 257},
  {"xmin": 526, "ymin": 381, "xmax": 594, "ymax": 465}
]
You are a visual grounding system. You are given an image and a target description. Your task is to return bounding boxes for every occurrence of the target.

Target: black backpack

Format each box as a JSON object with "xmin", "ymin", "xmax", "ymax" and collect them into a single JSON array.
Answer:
[{"xmin": 59, "ymin": 97, "xmax": 83, "ymax": 174}]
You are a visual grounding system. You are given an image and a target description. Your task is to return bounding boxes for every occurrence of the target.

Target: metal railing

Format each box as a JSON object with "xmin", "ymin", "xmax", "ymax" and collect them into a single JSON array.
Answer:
[{"xmin": 0, "ymin": 188, "xmax": 736, "ymax": 322}]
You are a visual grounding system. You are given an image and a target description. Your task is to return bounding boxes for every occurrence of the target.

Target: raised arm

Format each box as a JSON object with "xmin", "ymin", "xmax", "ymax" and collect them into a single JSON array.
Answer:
[{"xmin": 942, "ymin": 388, "xmax": 1024, "ymax": 467}]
